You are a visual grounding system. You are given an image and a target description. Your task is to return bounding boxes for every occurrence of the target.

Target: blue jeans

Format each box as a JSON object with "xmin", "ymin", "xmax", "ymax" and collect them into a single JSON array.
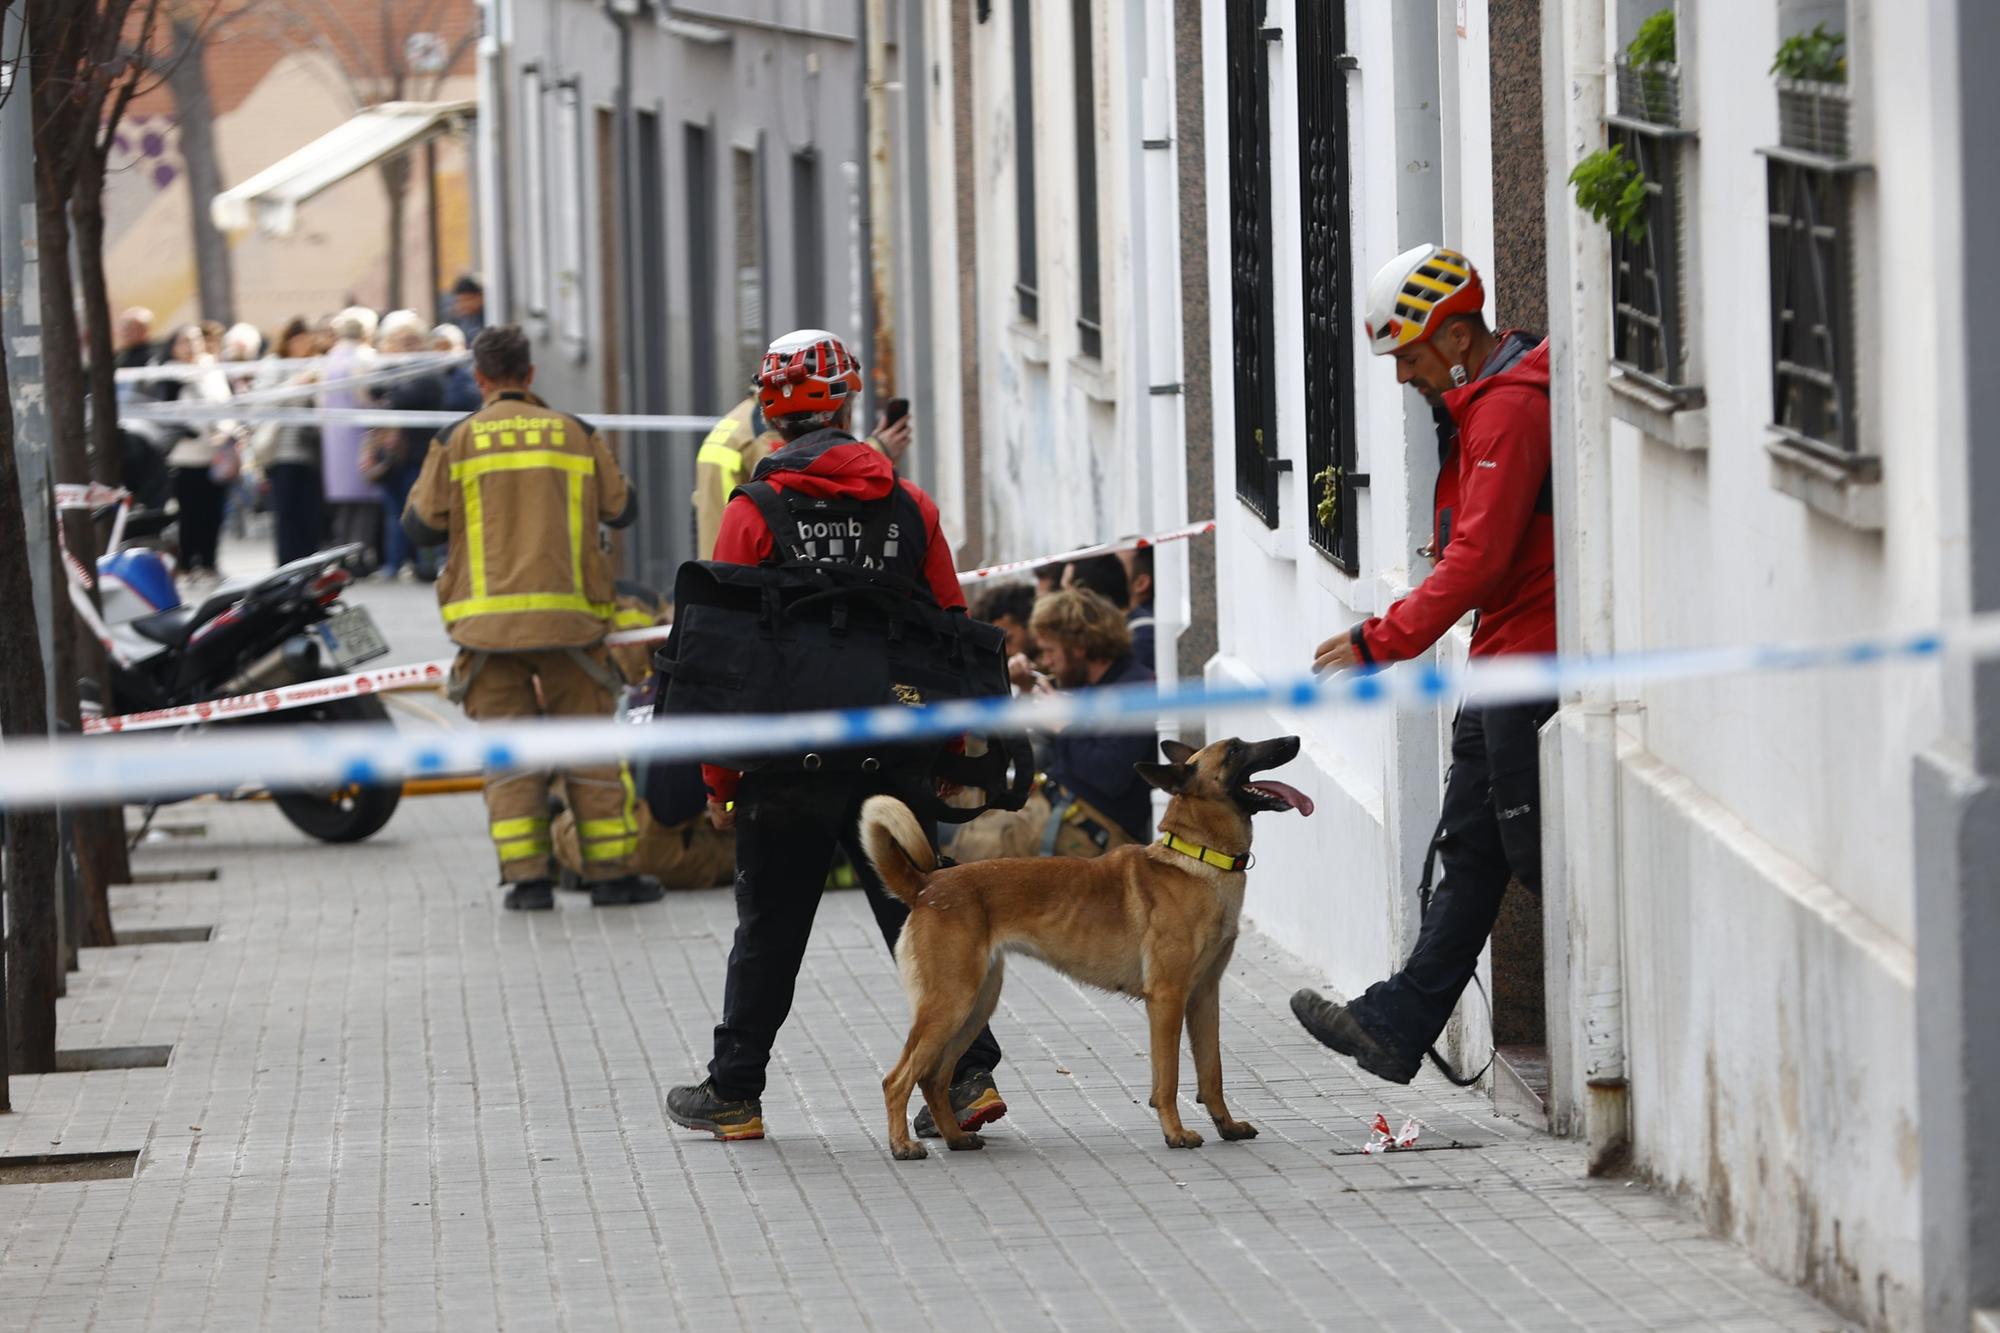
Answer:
[{"xmin": 378, "ymin": 463, "xmax": 431, "ymax": 576}]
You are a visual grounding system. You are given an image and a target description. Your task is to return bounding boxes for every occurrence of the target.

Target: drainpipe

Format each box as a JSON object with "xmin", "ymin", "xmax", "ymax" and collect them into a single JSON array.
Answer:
[
  {"xmin": 475, "ymin": 0, "xmax": 511, "ymax": 321},
  {"xmin": 1543, "ymin": 0, "xmax": 1628, "ymax": 1172},
  {"xmin": 864, "ymin": 0, "xmax": 898, "ymax": 401}
]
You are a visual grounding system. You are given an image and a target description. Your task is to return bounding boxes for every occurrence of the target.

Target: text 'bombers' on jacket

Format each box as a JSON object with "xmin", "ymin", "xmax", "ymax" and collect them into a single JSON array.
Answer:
[
  {"xmin": 1354, "ymin": 333, "xmax": 1556, "ymax": 665},
  {"xmin": 405, "ymin": 389, "xmax": 638, "ymax": 652}
]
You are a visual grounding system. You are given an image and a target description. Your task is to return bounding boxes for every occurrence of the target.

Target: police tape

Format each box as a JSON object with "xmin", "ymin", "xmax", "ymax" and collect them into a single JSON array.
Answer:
[
  {"xmin": 113, "ymin": 350, "xmax": 466, "ymax": 384},
  {"xmin": 119, "ymin": 404, "xmax": 719, "ymax": 434},
  {"xmin": 29, "ymin": 614, "xmax": 2000, "ymax": 808},
  {"xmin": 81, "ymin": 622, "xmax": 678, "ymax": 735},
  {"xmin": 78, "ymin": 521, "xmax": 1218, "ymax": 733}
]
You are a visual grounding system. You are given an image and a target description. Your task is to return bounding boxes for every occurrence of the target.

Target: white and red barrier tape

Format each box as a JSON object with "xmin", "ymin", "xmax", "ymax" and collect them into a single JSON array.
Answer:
[{"xmin": 79, "ymin": 521, "xmax": 1215, "ymax": 735}]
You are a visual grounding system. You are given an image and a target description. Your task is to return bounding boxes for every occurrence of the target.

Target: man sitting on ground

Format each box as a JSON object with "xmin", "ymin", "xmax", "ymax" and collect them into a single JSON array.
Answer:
[{"xmin": 950, "ymin": 588, "xmax": 1156, "ymax": 862}]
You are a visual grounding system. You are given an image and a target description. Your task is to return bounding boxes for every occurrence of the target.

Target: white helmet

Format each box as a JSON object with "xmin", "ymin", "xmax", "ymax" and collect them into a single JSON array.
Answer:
[{"xmin": 1363, "ymin": 244, "xmax": 1485, "ymax": 355}]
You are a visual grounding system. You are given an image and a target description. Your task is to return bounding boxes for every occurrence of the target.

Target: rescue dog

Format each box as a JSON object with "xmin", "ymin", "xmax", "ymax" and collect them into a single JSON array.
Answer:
[{"xmin": 861, "ymin": 735, "xmax": 1314, "ymax": 1159}]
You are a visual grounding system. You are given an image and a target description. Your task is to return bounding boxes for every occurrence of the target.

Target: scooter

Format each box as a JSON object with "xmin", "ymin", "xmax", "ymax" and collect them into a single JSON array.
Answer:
[{"xmin": 88, "ymin": 496, "xmax": 403, "ymax": 843}]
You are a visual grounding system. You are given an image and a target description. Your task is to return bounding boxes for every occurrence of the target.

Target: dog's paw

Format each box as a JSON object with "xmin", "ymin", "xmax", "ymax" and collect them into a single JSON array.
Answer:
[
  {"xmin": 1163, "ymin": 1128, "xmax": 1204, "ymax": 1149},
  {"xmin": 1216, "ymin": 1119, "xmax": 1259, "ymax": 1141},
  {"xmin": 891, "ymin": 1141, "xmax": 929, "ymax": 1161},
  {"xmin": 946, "ymin": 1132, "xmax": 985, "ymax": 1152}
]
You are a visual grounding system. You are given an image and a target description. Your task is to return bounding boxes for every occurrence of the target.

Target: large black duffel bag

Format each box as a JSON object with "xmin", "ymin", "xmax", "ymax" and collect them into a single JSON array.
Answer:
[{"xmin": 654, "ymin": 556, "xmax": 1031, "ymax": 819}]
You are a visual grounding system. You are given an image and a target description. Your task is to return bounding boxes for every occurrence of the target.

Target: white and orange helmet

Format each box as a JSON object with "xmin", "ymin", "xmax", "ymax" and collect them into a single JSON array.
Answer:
[
  {"xmin": 1363, "ymin": 244, "xmax": 1485, "ymax": 355},
  {"xmin": 757, "ymin": 328, "xmax": 863, "ymax": 423}
]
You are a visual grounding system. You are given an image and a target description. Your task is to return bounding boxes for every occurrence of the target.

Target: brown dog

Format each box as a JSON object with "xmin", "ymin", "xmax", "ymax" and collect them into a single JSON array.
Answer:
[{"xmin": 861, "ymin": 735, "xmax": 1313, "ymax": 1159}]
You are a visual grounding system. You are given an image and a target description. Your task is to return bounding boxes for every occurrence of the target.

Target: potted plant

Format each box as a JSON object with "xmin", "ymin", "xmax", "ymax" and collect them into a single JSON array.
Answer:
[
  {"xmin": 1772, "ymin": 23, "xmax": 1848, "ymax": 157},
  {"xmin": 1570, "ymin": 143, "xmax": 1650, "ymax": 243},
  {"xmin": 1615, "ymin": 8, "xmax": 1680, "ymax": 127}
]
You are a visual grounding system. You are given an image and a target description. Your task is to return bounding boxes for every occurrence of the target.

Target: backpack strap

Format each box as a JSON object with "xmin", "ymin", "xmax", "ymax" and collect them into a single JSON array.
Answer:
[{"xmin": 735, "ymin": 481, "xmax": 799, "ymax": 565}]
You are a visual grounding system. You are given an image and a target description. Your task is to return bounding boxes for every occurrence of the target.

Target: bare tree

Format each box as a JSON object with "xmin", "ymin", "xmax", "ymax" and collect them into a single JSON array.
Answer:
[
  {"xmin": 256, "ymin": 0, "xmax": 476, "ymax": 310},
  {"xmin": 163, "ymin": 4, "xmax": 239, "ymax": 324}
]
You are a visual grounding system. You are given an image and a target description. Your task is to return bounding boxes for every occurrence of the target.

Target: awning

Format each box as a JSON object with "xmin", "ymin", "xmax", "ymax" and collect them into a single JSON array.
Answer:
[{"xmin": 211, "ymin": 100, "xmax": 476, "ymax": 237}]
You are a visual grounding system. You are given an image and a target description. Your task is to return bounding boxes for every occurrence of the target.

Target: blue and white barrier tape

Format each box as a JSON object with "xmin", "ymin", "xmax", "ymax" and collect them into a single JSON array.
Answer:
[{"xmin": 6, "ymin": 614, "xmax": 1995, "ymax": 808}]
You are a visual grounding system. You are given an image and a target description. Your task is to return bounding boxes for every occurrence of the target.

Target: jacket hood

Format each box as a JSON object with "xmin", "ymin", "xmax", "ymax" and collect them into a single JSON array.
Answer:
[
  {"xmin": 749, "ymin": 427, "xmax": 896, "ymax": 502},
  {"xmin": 1444, "ymin": 332, "xmax": 1549, "ymax": 415}
]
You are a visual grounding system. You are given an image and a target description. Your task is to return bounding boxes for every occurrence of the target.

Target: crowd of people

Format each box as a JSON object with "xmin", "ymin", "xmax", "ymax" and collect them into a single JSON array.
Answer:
[{"xmin": 111, "ymin": 275, "xmax": 488, "ymax": 585}]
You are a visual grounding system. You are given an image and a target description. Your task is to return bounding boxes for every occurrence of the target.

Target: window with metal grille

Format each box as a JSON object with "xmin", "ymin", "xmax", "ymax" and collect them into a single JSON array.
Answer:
[
  {"xmin": 1226, "ymin": 1, "xmax": 1282, "ymax": 528},
  {"xmin": 1298, "ymin": 2, "xmax": 1357, "ymax": 568},
  {"xmin": 1607, "ymin": 121, "xmax": 1695, "ymax": 392},
  {"xmin": 792, "ymin": 149, "xmax": 822, "ymax": 326},
  {"xmin": 1012, "ymin": 0, "xmax": 1039, "ymax": 323},
  {"xmin": 1765, "ymin": 150, "xmax": 1859, "ymax": 458},
  {"xmin": 685, "ymin": 122, "xmax": 717, "ymax": 411},
  {"xmin": 1073, "ymin": 0, "xmax": 1102, "ymax": 359}
]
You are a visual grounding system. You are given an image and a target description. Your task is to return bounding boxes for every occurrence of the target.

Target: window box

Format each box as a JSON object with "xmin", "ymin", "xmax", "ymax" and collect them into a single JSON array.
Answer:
[
  {"xmin": 1776, "ymin": 77, "xmax": 1849, "ymax": 160},
  {"xmin": 1614, "ymin": 56, "xmax": 1683, "ymax": 129}
]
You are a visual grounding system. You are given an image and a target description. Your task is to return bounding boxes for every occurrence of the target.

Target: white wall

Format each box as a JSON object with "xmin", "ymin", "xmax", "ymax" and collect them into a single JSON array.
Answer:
[{"xmin": 1551, "ymin": 0, "xmax": 1940, "ymax": 1320}]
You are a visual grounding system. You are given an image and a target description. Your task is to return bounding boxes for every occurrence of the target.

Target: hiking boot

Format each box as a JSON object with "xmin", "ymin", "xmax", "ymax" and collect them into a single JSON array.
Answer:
[
  {"xmin": 502, "ymin": 878, "xmax": 555, "ymax": 911},
  {"xmin": 590, "ymin": 874, "xmax": 666, "ymax": 907},
  {"xmin": 1290, "ymin": 990, "xmax": 1420, "ymax": 1085},
  {"xmin": 666, "ymin": 1078, "xmax": 764, "ymax": 1141},
  {"xmin": 913, "ymin": 1069, "xmax": 1010, "ymax": 1138}
]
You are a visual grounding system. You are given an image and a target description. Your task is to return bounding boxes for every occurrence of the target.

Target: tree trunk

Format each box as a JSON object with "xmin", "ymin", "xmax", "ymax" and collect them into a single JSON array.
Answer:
[
  {"xmin": 168, "ymin": 17, "xmax": 233, "ymax": 323},
  {"xmin": 74, "ymin": 173, "xmax": 121, "ymax": 488},
  {"xmin": 381, "ymin": 154, "xmax": 410, "ymax": 310}
]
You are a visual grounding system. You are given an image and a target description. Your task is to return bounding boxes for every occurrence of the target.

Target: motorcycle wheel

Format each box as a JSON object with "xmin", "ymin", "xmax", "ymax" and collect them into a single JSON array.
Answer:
[{"xmin": 269, "ymin": 695, "xmax": 402, "ymax": 843}]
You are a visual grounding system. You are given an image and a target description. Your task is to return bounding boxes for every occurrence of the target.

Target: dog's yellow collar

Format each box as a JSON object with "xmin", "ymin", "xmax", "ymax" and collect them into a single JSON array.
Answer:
[{"xmin": 1159, "ymin": 832, "xmax": 1251, "ymax": 873}]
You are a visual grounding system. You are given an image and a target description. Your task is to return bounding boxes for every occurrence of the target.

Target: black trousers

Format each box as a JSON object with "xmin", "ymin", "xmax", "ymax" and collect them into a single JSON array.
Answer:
[
  {"xmin": 172, "ymin": 466, "xmax": 226, "ymax": 573},
  {"xmin": 267, "ymin": 463, "xmax": 323, "ymax": 567},
  {"xmin": 1348, "ymin": 700, "xmax": 1557, "ymax": 1056},
  {"xmin": 710, "ymin": 772, "xmax": 1004, "ymax": 1099}
]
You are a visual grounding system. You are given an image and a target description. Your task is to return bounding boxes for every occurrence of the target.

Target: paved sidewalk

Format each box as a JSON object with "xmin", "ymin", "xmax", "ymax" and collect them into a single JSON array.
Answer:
[{"xmin": 0, "ymin": 788, "xmax": 1848, "ymax": 1330}]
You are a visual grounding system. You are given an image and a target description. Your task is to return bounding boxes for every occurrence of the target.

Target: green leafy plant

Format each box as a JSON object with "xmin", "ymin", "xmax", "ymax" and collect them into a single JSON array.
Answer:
[
  {"xmin": 1771, "ymin": 23, "xmax": 1846, "ymax": 83},
  {"xmin": 1626, "ymin": 9, "xmax": 1676, "ymax": 67},
  {"xmin": 1569, "ymin": 145, "xmax": 1650, "ymax": 243},
  {"xmin": 1313, "ymin": 466, "xmax": 1339, "ymax": 531}
]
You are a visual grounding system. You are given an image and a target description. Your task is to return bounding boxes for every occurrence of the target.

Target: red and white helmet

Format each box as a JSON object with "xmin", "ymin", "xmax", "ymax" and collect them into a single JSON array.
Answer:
[
  {"xmin": 1364, "ymin": 244, "xmax": 1485, "ymax": 355},
  {"xmin": 757, "ymin": 329, "xmax": 863, "ymax": 422}
]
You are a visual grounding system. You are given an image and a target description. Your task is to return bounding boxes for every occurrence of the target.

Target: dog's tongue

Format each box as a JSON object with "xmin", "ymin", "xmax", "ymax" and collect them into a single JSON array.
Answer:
[{"xmin": 1249, "ymin": 781, "xmax": 1315, "ymax": 816}]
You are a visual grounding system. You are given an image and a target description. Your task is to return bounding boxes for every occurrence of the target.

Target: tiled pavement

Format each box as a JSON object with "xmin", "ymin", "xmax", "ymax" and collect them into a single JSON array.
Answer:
[{"xmin": 0, "ymin": 774, "xmax": 1853, "ymax": 1331}]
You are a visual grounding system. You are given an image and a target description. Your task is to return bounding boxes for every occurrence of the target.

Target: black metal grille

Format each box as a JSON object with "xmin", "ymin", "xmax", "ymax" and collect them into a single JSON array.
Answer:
[
  {"xmin": 1608, "ymin": 120, "xmax": 1692, "ymax": 391},
  {"xmin": 1012, "ymin": 0, "xmax": 1039, "ymax": 323},
  {"xmin": 1073, "ymin": 0, "xmax": 1102, "ymax": 358},
  {"xmin": 1767, "ymin": 153, "xmax": 1857, "ymax": 456},
  {"xmin": 1298, "ymin": 3, "xmax": 1356, "ymax": 568},
  {"xmin": 1227, "ymin": 1, "xmax": 1281, "ymax": 528}
]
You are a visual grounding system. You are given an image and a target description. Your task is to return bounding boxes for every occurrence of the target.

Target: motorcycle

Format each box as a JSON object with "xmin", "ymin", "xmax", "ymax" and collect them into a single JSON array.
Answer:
[{"xmin": 89, "ymin": 498, "xmax": 403, "ymax": 843}]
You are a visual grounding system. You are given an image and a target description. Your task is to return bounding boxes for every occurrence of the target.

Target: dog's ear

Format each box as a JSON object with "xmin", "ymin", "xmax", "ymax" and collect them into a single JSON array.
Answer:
[
  {"xmin": 1159, "ymin": 739, "xmax": 1197, "ymax": 765},
  {"xmin": 1135, "ymin": 761, "xmax": 1193, "ymax": 794}
]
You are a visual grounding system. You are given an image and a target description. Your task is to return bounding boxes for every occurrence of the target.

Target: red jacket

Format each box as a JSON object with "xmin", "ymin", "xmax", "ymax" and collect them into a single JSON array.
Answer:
[
  {"xmin": 702, "ymin": 434, "xmax": 964, "ymax": 803},
  {"xmin": 1354, "ymin": 334, "xmax": 1556, "ymax": 664}
]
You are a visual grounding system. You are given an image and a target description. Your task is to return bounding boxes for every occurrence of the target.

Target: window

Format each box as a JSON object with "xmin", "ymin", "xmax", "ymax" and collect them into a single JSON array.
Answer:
[
  {"xmin": 733, "ymin": 145, "xmax": 765, "ymax": 389},
  {"xmin": 792, "ymin": 148, "xmax": 822, "ymax": 326},
  {"xmin": 1226, "ymin": 1, "xmax": 1283, "ymax": 527},
  {"xmin": 1298, "ymin": 0, "xmax": 1357, "ymax": 568},
  {"xmin": 1766, "ymin": 149, "xmax": 1859, "ymax": 457},
  {"xmin": 520, "ymin": 64, "xmax": 548, "ymax": 317},
  {"xmin": 553, "ymin": 78, "xmax": 587, "ymax": 355},
  {"xmin": 1011, "ymin": 0, "xmax": 1039, "ymax": 323},
  {"xmin": 1072, "ymin": 0, "xmax": 1101, "ymax": 358},
  {"xmin": 1607, "ymin": 60, "xmax": 1696, "ymax": 393},
  {"xmin": 685, "ymin": 122, "xmax": 717, "ymax": 410}
]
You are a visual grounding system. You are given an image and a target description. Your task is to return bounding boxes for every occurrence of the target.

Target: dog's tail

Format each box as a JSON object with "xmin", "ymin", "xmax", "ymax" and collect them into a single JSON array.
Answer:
[{"xmin": 859, "ymin": 796, "xmax": 935, "ymax": 907}]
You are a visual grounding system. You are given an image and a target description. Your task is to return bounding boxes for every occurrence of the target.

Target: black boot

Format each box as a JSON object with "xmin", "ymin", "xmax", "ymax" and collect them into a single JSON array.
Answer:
[
  {"xmin": 503, "ymin": 878, "xmax": 555, "ymax": 911},
  {"xmin": 1290, "ymin": 990, "xmax": 1421, "ymax": 1084},
  {"xmin": 589, "ymin": 874, "xmax": 666, "ymax": 906},
  {"xmin": 666, "ymin": 1077, "xmax": 765, "ymax": 1141}
]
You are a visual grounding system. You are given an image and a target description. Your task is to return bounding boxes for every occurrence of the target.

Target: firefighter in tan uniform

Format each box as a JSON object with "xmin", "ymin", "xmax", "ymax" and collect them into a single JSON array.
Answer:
[{"xmin": 403, "ymin": 325, "xmax": 663, "ymax": 911}]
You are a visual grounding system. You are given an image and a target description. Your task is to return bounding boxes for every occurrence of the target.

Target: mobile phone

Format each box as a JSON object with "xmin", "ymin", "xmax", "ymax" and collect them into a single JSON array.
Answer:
[{"xmin": 883, "ymin": 397, "xmax": 910, "ymax": 427}]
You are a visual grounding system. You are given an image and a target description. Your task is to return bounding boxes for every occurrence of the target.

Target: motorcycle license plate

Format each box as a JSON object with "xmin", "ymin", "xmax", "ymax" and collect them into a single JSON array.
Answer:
[{"xmin": 312, "ymin": 605, "xmax": 389, "ymax": 670}]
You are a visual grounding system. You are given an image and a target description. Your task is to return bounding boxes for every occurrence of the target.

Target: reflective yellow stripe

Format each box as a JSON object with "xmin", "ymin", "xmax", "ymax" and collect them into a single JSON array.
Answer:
[
  {"xmin": 448, "ymin": 450, "xmax": 596, "ymax": 481},
  {"xmin": 462, "ymin": 470, "xmax": 487, "ymax": 598},
  {"xmin": 579, "ymin": 816, "xmax": 633, "ymax": 839},
  {"xmin": 614, "ymin": 608, "xmax": 656, "ymax": 629},
  {"xmin": 699, "ymin": 417, "xmax": 742, "ymax": 452},
  {"xmin": 581, "ymin": 835, "xmax": 638, "ymax": 861},
  {"xmin": 698, "ymin": 440, "xmax": 745, "ymax": 471},
  {"xmin": 496, "ymin": 836, "xmax": 552, "ymax": 861},
  {"xmin": 568, "ymin": 470, "xmax": 586, "ymax": 597},
  {"xmin": 442, "ymin": 592, "xmax": 619, "ymax": 623},
  {"xmin": 490, "ymin": 816, "xmax": 549, "ymax": 839}
]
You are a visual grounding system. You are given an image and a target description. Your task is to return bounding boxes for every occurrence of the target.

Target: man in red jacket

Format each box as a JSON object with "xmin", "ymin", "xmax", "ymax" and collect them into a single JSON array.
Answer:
[
  {"xmin": 1291, "ymin": 246, "xmax": 1557, "ymax": 1084},
  {"xmin": 666, "ymin": 329, "xmax": 1008, "ymax": 1143}
]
